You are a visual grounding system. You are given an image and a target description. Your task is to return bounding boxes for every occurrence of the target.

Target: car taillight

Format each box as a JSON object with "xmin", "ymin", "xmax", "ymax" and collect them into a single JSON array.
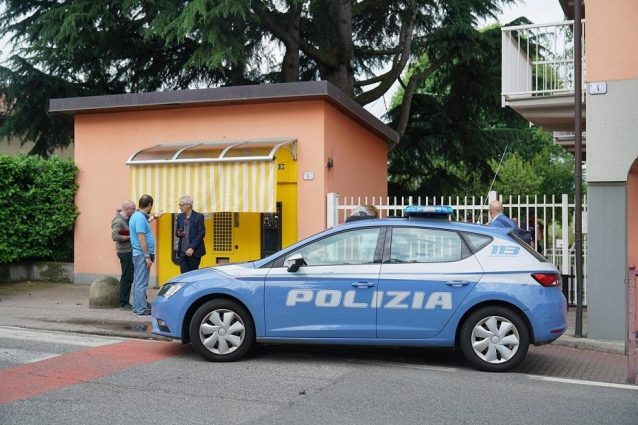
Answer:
[{"xmin": 531, "ymin": 273, "xmax": 561, "ymax": 287}]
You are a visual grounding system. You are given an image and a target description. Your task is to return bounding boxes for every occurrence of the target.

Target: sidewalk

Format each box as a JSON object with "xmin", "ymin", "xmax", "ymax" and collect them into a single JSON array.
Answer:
[
  {"xmin": 0, "ymin": 280, "xmax": 633, "ymax": 384},
  {"xmin": 0, "ymin": 281, "xmax": 159, "ymax": 339}
]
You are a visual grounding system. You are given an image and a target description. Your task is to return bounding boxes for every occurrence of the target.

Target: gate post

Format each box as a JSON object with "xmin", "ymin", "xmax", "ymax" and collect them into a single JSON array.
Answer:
[
  {"xmin": 561, "ymin": 194, "xmax": 570, "ymax": 275},
  {"xmin": 326, "ymin": 192, "xmax": 339, "ymax": 228}
]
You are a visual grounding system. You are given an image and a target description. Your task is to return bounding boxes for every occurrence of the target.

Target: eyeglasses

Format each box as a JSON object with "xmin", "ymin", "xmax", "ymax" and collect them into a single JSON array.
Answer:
[{"xmin": 178, "ymin": 203, "xmax": 190, "ymax": 207}]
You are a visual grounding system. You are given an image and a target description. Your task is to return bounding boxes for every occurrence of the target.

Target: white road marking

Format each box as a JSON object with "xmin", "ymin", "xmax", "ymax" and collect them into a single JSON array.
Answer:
[
  {"xmin": 0, "ymin": 326, "xmax": 125, "ymax": 347},
  {"xmin": 527, "ymin": 375, "xmax": 638, "ymax": 391},
  {"xmin": 0, "ymin": 347, "xmax": 59, "ymax": 364},
  {"xmin": 357, "ymin": 360, "xmax": 458, "ymax": 373}
]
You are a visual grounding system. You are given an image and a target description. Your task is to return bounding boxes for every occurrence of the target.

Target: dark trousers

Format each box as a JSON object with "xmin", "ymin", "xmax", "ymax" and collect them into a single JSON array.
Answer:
[
  {"xmin": 179, "ymin": 254, "xmax": 202, "ymax": 274},
  {"xmin": 117, "ymin": 251, "xmax": 133, "ymax": 306}
]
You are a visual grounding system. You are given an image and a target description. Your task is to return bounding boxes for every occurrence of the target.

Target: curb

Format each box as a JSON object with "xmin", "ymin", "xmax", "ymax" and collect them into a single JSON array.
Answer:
[
  {"xmin": 554, "ymin": 334, "xmax": 626, "ymax": 355},
  {"xmin": 4, "ymin": 323, "xmax": 173, "ymax": 343}
]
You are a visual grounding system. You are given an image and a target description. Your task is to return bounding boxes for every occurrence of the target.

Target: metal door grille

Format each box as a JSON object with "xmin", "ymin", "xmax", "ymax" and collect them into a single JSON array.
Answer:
[{"xmin": 213, "ymin": 212, "xmax": 232, "ymax": 251}]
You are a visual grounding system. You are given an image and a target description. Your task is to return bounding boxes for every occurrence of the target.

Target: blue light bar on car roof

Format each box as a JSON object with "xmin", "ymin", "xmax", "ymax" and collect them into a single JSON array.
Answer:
[{"xmin": 404, "ymin": 205, "xmax": 453, "ymax": 219}]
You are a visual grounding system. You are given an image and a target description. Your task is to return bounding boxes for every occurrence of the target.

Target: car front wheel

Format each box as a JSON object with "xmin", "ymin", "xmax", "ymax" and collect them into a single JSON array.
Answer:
[
  {"xmin": 459, "ymin": 306, "xmax": 530, "ymax": 372},
  {"xmin": 189, "ymin": 299, "xmax": 255, "ymax": 362}
]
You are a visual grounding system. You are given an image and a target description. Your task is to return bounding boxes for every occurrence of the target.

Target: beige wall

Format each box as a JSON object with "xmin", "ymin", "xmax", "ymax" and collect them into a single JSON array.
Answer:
[
  {"xmin": 586, "ymin": 79, "xmax": 638, "ymax": 182},
  {"xmin": 0, "ymin": 136, "xmax": 74, "ymax": 158},
  {"xmin": 587, "ymin": 0, "xmax": 638, "ymax": 82},
  {"xmin": 73, "ymin": 99, "xmax": 388, "ymax": 281}
]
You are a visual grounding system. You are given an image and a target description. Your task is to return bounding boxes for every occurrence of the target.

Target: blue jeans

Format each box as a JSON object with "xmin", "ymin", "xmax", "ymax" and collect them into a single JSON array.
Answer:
[{"xmin": 132, "ymin": 254, "xmax": 151, "ymax": 314}]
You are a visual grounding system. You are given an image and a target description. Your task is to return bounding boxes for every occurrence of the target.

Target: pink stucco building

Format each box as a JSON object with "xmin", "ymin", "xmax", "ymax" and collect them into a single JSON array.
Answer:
[{"xmin": 50, "ymin": 81, "xmax": 398, "ymax": 285}]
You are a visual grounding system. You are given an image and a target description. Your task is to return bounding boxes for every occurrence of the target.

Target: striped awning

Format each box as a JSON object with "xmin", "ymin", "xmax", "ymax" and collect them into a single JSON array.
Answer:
[{"xmin": 127, "ymin": 139, "xmax": 295, "ymax": 213}]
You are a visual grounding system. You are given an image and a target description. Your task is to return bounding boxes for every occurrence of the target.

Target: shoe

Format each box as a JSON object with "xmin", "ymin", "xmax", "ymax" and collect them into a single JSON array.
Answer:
[
  {"xmin": 136, "ymin": 309, "xmax": 151, "ymax": 317},
  {"xmin": 119, "ymin": 304, "xmax": 133, "ymax": 310}
]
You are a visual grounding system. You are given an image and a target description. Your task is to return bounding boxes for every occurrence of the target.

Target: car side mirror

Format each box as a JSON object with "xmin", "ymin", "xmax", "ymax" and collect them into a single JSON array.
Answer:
[{"xmin": 286, "ymin": 253, "xmax": 306, "ymax": 272}]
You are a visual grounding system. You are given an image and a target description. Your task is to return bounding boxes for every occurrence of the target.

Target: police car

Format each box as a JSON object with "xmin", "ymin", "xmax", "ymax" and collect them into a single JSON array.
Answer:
[{"xmin": 151, "ymin": 206, "xmax": 567, "ymax": 372}]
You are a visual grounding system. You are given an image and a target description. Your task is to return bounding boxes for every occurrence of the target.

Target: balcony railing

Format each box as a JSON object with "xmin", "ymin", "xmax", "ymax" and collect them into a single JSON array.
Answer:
[{"xmin": 501, "ymin": 20, "xmax": 585, "ymax": 106}]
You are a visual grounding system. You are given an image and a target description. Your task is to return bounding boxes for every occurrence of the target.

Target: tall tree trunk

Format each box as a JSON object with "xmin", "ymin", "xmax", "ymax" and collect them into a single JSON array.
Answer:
[
  {"xmin": 316, "ymin": 0, "xmax": 354, "ymax": 95},
  {"xmin": 281, "ymin": 3, "xmax": 301, "ymax": 82}
]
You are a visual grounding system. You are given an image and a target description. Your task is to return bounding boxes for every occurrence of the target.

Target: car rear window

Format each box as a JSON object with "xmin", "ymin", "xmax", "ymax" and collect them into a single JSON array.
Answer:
[
  {"xmin": 508, "ymin": 232, "xmax": 550, "ymax": 262},
  {"xmin": 462, "ymin": 232, "xmax": 493, "ymax": 253}
]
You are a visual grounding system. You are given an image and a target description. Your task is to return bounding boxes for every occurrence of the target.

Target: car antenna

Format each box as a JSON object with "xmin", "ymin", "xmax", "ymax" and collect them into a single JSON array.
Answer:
[{"xmin": 478, "ymin": 144, "xmax": 509, "ymax": 224}]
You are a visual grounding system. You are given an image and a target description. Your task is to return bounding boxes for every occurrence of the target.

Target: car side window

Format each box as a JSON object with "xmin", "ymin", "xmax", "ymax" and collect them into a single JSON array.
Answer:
[
  {"xmin": 388, "ymin": 227, "xmax": 466, "ymax": 263},
  {"xmin": 285, "ymin": 227, "xmax": 382, "ymax": 266}
]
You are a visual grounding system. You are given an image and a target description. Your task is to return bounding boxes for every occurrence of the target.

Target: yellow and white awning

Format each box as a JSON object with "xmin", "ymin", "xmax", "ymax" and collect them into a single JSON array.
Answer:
[{"xmin": 126, "ymin": 138, "xmax": 296, "ymax": 213}]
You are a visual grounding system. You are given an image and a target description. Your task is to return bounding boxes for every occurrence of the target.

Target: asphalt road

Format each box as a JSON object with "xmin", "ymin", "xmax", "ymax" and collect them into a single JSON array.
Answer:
[{"xmin": 1, "ymin": 327, "xmax": 636, "ymax": 425}]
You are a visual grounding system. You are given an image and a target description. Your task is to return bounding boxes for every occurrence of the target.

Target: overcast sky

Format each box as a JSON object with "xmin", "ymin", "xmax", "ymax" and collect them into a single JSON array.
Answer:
[
  {"xmin": 496, "ymin": 0, "xmax": 565, "ymax": 25},
  {"xmin": 365, "ymin": 0, "xmax": 567, "ymax": 120}
]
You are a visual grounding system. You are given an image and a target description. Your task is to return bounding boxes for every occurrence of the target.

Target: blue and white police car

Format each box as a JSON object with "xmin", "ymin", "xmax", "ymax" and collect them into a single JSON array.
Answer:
[{"xmin": 151, "ymin": 206, "xmax": 567, "ymax": 372}]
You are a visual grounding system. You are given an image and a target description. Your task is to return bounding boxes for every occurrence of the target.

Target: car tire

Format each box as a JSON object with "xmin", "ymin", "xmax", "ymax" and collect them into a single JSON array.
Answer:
[
  {"xmin": 459, "ymin": 306, "xmax": 530, "ymax": 372},
  {"xmin": 189, "ymin": 299, "xmax": 255, "ymax": 362}
]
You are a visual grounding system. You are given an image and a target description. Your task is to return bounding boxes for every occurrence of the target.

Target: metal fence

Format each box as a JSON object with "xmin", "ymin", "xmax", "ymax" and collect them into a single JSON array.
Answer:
[
  {"xmin": 327, "ymin": 192, "xmax": 587, "ymax": 305},
  {"xmin": 501, "ymin": 19, "xmax": 585, "ymax": 104}
]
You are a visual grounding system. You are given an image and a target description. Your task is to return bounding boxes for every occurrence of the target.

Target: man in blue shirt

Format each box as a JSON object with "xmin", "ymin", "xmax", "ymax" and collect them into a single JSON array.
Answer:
[
  {"xmin": 488, "ymin": 200, "xmax": 517, "ymax": 231},
  {"xmin": 129, "ymin": 194, "xmax": 159, "ymax": 316}
]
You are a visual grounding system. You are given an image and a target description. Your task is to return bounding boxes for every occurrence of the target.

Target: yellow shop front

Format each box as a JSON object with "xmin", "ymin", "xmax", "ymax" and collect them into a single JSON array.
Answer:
[{"xmin": 127, "ymin": 139, "xmax": 298, "ymax": 284}]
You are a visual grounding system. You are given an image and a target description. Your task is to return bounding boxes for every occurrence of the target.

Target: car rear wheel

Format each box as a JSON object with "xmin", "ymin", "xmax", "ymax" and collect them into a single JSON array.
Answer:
[
  {"xmin": 189, "ymin": 299, "xmax": 255, "ymax": 362},
  {"xmin": 459, "ymin": 306, "xmax": 529, "ymax": 372}
]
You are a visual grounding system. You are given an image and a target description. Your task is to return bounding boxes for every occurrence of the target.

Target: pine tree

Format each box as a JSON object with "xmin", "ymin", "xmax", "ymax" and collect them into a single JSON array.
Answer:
[{"xmin": 0, "ymin": 0, "xmax": 512, "ymax": 156}]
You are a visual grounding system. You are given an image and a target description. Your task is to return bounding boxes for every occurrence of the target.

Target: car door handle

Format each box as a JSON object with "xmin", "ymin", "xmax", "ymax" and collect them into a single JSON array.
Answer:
[
  {"xmin": 445, "ymin": 280, "xmax": 471, "ymax": 287},
  {"xmin": 352, "ymin": 282, "xmax": 375, "ymax": 288}
]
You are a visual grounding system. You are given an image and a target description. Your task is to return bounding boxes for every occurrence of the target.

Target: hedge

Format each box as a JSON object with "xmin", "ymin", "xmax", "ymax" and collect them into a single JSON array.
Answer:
[{"xmin": 0, "ymin": 154, "xmax": 78, "ymax": 263}]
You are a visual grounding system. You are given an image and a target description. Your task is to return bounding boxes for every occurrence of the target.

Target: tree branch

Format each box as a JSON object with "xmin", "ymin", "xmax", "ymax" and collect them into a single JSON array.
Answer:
[
  {"xmin": 355, "ymin": 73, "xmax": 388, "ymax": 87},
  {"xmin": 251, "ymin": 1, "xmax": 333, "ymax": 67},
  {"xmin": 355, "ymin": 46, "xmax": 402, "ymax": 57},
  {"xmin": 398, "ymin": 75, "xmax": 407, "ymax": 91},
  {"xmin": 395, "ymin": 58, "xmax": 444, "ymax": 140},
  {"xmin": 354, "ymin": 0, "xmax": 417, "ymax": 105}
]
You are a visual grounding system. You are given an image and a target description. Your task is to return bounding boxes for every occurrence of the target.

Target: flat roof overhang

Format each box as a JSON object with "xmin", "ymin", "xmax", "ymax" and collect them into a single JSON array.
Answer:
[
  {"xmin": 503, "ymin": 94, "xmax": 586, "ymax": 132},
  {"xmin": 49, "ymin": 81, "xmax": 399, "ymax": 147},
  {"xmin": 554, "ymin": 132, "xmax": 586, "ymax": 159}
]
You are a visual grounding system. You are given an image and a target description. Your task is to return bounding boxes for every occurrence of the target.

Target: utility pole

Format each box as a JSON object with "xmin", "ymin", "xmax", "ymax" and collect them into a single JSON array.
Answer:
[{"xmin": 573, "ymin": 0, "xmax": 584, "ymax": 337}]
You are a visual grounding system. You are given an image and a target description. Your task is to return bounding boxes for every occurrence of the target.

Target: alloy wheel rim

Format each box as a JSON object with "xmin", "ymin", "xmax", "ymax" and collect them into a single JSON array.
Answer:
[
  {"xmin": 470, "ymin": 315, "xmax": 520, "ymax": 364},
  {"xmin": 199, "ymin": 309, "xmax": 246, "ymax": 355}
]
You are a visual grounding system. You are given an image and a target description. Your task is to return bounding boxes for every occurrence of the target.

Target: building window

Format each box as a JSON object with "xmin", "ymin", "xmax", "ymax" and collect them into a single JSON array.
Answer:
[{"xmin": 213, "ymin": 212, "xmax": 233, "ymax": 252}]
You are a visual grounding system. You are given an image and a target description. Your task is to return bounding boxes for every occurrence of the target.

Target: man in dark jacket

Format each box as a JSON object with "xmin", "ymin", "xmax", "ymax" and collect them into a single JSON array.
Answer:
[
  {"xmin": 176, "ymin": 195, "xmax": 206, "ymax": 273},
  {"xmin": 111, "ymin": 200, "xmax": 135, "ymax": 309}
]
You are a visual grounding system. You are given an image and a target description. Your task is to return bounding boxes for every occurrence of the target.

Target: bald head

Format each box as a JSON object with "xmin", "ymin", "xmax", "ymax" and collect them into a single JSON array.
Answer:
[
  {"xmin": 489, "ymin": 200, "xmax": 503, "ymax": 218},
  {"xmin": 121, "ymin": 200, "xmax": 135, "ymax": 218}
]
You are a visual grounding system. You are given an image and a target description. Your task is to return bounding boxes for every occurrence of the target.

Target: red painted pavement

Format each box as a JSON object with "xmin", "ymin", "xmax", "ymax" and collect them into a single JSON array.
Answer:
[{"xmin": 0, "ymin": 340, "xmax": 188, "ymax": 405}]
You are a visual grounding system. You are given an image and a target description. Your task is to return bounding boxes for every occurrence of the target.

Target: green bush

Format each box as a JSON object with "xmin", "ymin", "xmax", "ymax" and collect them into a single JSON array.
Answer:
[{"xmin": 0, "ymin": 155, "xmax": 78, "ymax": 263}]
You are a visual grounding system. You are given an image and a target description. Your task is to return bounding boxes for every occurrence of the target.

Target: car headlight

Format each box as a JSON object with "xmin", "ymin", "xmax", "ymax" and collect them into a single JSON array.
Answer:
[{"xmin": 158, "ymin": 282, "xmax": 187, "ymax": 299}]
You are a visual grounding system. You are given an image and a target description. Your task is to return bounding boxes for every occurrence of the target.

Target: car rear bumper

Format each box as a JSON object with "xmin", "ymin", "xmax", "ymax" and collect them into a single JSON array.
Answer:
[{"xmin": 527, "ymin": 289, "xmax": 568, "ymax": 344}]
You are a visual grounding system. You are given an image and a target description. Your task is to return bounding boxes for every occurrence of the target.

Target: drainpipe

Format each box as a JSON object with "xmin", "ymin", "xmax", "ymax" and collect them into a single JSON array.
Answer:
[{"xmin": 573, "ymin": 1, "xmax": 584, "ymax": 337}]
